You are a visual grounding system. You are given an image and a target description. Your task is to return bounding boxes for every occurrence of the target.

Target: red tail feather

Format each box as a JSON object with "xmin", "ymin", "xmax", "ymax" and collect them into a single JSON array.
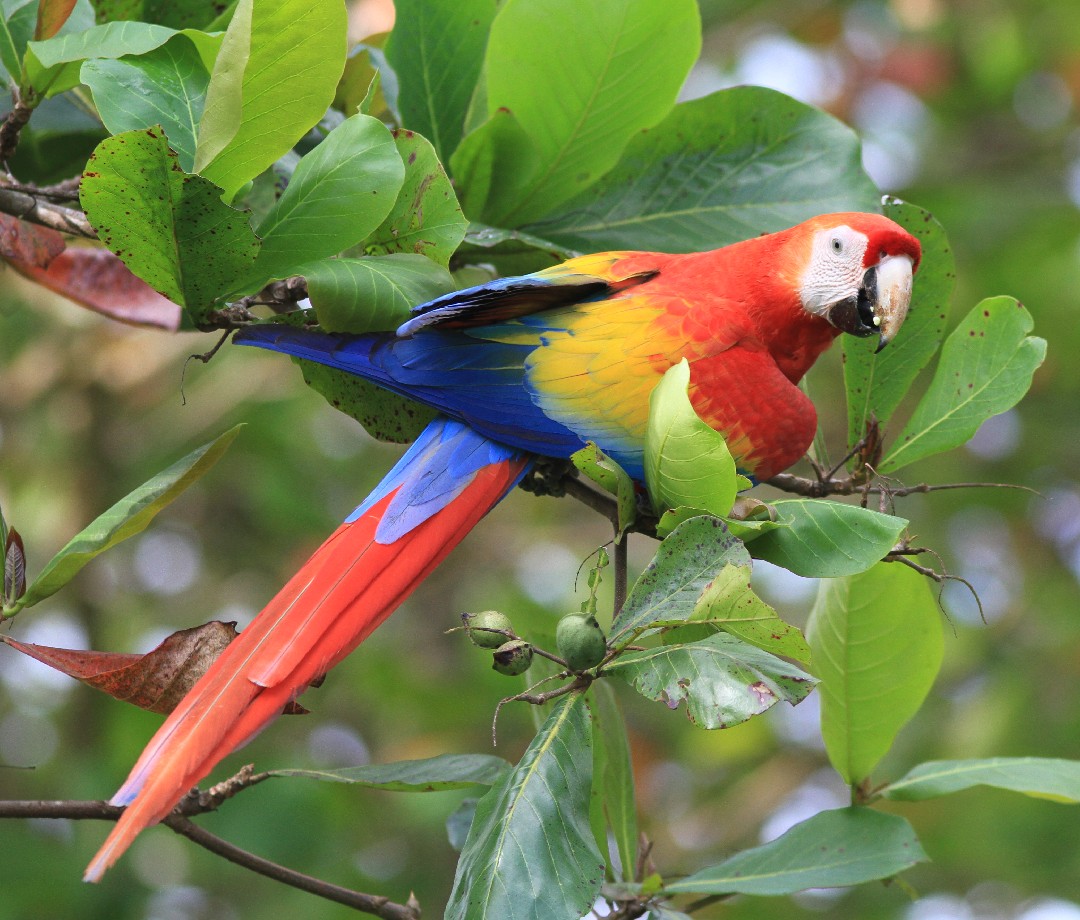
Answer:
[{"xmin": 84, "ymin": 456, "xmax": 527, "ymax": 882}]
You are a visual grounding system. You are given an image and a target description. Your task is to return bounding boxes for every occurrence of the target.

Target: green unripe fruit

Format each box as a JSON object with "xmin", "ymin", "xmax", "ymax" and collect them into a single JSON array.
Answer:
[
  {"xmin": 556, "ymin": 613, "xmax": 607, "ymax": 671},
  {"xmin": 463, "ymin": 610, "xmax": 513, "ymax": 648},
  {"xmin": 492, "ymin": 640, "xmax": 533, "ymax": 676}
]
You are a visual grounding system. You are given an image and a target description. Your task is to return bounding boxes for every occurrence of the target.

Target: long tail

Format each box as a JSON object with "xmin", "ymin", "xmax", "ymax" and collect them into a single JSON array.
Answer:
[{"xmin": 84, "ymin": 417, "xmax": 530, "ymax": 881}]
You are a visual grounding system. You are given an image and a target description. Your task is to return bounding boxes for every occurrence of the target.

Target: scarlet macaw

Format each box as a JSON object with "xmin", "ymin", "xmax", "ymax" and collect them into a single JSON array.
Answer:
[{"xmin": 84, "ymin": 211, "xmax": 920, "ymax": 880}]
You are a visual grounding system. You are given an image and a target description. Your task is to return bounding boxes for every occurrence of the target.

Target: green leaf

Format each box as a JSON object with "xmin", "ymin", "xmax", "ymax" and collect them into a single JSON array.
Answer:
[
  {"xmin": 883, "ymin": 757, "xmax": 1080, "ymax": 804},
  {"xmin": 0, "ymin": 15, "xmax": 22, "ymax": 85},
  {"xmin": 605, "ymin": 633, "xmax": 814, "ymax": 730},
  {"xmin": 880, "ymin": 297, "xmax": 1046, "ymax": 472},
  {"xmin": 570, "ymin": 442, "xmax": 636, "ymax": 540},
  {"xmin": 663, "ymin": 563, "xmax": 810, "ymax": 664},
  {"xmin": 455, "ymin": 221, "xmax": 578, "ymax": 275},
  {"xmin": 461, "ymin": 0, "xmax": 701, "ymax": 226},
  {"xmin": 384, "ymin": 0, "xmax": 496, "ymax": 162},
  {"xmin": 90, "ymin": 0, "xmax": 229, "ymax": 29},
  {"xmin": 611, "ymin": 515, "xmax": 748, "ymax": 640},
  {"xmin": 445, "ymin": 692, "xmax": 604, "ymax": 920},
  {"xmin": 25, "ymin": 20, "xmax": 190, "ymax": 95},
  {"xmin": 194, "ymin": 0, "xmax": 347, "ymax": 199},
  {"xmin": 529, "ymin": 86, "xmax": 881, "ymax": 253},
  {"xmin": 447, "ymin": 797, "xmax": 479, "ymax": 851},
  {"xmin": 589, "ymin": 682, "xmax": 638, "ymax": 881},
  {"xmin": 297, "ymin": 359, "xmax": 437, "ymax": 444},
  {"xmin": 807, "ymin": 562, "xmax": 943, "ymax": 785},
  {"xmin": 249, "ymin": 114, "xmax": 405, "ymax": 285},
  {"xmin": 361, "ymin": 130, "xmax": 467, "ymax": 268},
  {"xmin": 20, "ymin": 426, "xmax": 241, "ymax": 608},
  {"xmin": 746, "ymin": 499, "xmax": 907, "ymax": 578},
  {"xmin": 844, "ymin": 199, "xmax": 955, "ymax": 449},
  {"xmin": 271, "ymin": 753, "xmax": 511, "ymax": 792},
  {"xmin": 304, "ymin": 254, "xmax": 454, "ymax": 334},
  {"xmin": 80, "ymin": 33, "xmax": 210, "ymax": 171},
  {"xmin": 80, "ymin": 127, "xmax": 259, "ymax": 317},
  {"xmin": 664, "ymin": 807, "xmax": 927, "ymax": 896},
  {"xmin": 645, "ymin": 359, "xmax": 737, "ymax": 519}
]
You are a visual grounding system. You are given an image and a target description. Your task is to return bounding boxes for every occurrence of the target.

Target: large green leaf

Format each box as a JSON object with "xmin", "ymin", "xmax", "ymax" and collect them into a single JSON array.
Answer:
[
  {"xmin": 746, "ymin": 499, "xmax": 907, "ymax": 578},
  {"xmin": 26, "ymin": 21, "xmax": 171, "ymax": 93},
  {"xmin": 589, "ymin": 682, "xmax": 638, "ymax": 881},
  {"xmin": 884, "ymin": 757, "xmax": 1080, "ymax": 804},
  {"xmin": 610, "ymin": 515, "xmax": 749, "ymax": 640},
  {"xmin": 880, "ymin": 297, "xmax": 1046, "ymax": 472},
  {"xmin": 664, "ymin": 807, "xmax": 927, "ymax": 896},
  {"xmin": 194, "ymin": 0, "xmax": 347, "ymax": 199},
  {"xmin": 445, "ymin": 692, "xmax": 604, "ymax": 920},
  {"xmin": 457, "ymin": 0, "xmax": 701, "ymax": 226},
  {"xmin": 663, "ymin": 563, "xmax": 810, "ymax": 663},
  {"xmin": 80, "ymin": 128, "xmax": 259, "ymax": 317},
  {"xmin": 249, "ymin": 114, "xmax": 405, "ymax": 285},
  {"xmin": 807, "ymin": 562, "xmax": 943, "ymax": 785},
  {"xmin": 606, "ymin": 633, "xmax": 814, "ymax": 729},
  {"xmin": 304, "ymin": 254, "xmax": 454, "ymax": 334},
  {"xmin": 844, "ymin": 199, "xmax": 955, "ymax": 450},
  {"xmin": 272, "ymin": 753, "xmax": 511, "ymax": 792},
  {"xmin": 527, "ymin": 87, "xmax": 881, "ymax": 253},
  {"xmin": 20, "ymin": 426, "xmax": 241, "ymax": 608},
  {"xmin": 80, "ymin": 32, "xmax": 210, "ymax": 171},
  {"xmin": 362, "ymin": 129, "xmax": 467, "ymax": 268},
  {"xmin": 645, "ymin": 360, "xmax": 738, "ymax": 519},
  {"xmin": 384, "ymin": 0, "xmax": 496, "ymax": 162}
]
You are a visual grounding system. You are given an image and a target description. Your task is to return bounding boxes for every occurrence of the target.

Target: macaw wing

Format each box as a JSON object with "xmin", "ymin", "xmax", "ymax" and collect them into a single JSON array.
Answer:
[{"xmin": 397, "ymin": 252, "xmax": 656, "ymax": 336}]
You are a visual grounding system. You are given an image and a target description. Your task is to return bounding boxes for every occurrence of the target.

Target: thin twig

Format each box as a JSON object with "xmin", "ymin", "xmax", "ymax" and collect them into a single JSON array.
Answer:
[
  {"xmin": 0, "ymin": 795, "xmax": 420, "ymax": 918},
  {"xmin": 767, "ymin": 472, "xmax": 1036, "ymax": 499},
  {"xmin": 163, "ymin": 815, "xmax": 420, "ymax": 919}
]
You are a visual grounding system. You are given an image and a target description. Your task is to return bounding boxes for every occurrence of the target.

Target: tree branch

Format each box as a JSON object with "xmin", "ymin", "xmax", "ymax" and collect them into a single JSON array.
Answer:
[
  {"xmin": 0, "ymin": 786, "xmax": 421, "ymax": 919},
  {"xmin": 766, "ymin": 471, "xmax": 1035, "ymax": 500},
  {"xmin": 163, "ymin": 814, "xmax": 421, "ymax": 920},
  {"xmin": 0, "ymin": 182, "xmax": 97, "ymax": 239}
]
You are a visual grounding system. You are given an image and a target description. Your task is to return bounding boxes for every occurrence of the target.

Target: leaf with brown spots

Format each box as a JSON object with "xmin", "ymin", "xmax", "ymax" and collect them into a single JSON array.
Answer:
[
  {"xmin": 880, "ymin": 297, "xmax": 1046, "ymax": 473},
  {"xmin": 80, "ymin": 128, "xmax": 259, "ymax": 322},
  {"xmin": 604, "ymin": 633, "xmax": 814, "ymax": 730},
  {"xmin": 9, "ymin": 246, "xmax": 182, "ymax": 329}
]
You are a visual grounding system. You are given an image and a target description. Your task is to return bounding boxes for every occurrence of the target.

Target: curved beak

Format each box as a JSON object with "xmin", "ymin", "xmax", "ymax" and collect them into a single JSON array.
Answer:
[{"xmin": 823, "ymin": 254, "xmax": 914, "ymax": 352}]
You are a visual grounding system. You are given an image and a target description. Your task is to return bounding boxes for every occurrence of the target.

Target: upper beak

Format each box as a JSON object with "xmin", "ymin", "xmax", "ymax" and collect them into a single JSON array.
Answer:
[{"xmin": 824, "ymin": 254, "xmax": 914, "ymax": 352}]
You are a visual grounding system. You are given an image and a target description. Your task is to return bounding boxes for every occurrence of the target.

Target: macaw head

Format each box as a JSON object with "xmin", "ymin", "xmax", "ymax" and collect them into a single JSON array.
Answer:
[{"xmin": 795, "ymin": 212, "xmax": 921, "ymax": 352}]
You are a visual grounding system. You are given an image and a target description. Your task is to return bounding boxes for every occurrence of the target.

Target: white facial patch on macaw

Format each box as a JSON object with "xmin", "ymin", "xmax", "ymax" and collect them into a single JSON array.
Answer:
[{"xmin": 799, "ymin": 225, "xmax": 869, "ymax": 316}]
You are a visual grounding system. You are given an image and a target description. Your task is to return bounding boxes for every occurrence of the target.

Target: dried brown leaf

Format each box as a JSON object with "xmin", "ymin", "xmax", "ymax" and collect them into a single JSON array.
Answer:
[{"xmin": 8, "ymin": 246, "xmax": 182, "ymax": 329}]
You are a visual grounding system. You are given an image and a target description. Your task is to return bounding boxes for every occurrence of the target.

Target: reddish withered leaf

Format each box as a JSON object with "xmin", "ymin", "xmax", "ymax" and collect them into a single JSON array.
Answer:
[
  {"xmin": 4, "ymin": 527, "xmax": 26, "ymax": 601},
  {"xmin": 1, "ymin": 622, "xmax": 238, "ymax": 714},
  {"xmin": 0, "ymin": 621, "xmax": 310, "ymax": 714},
  {"xmin": 0, "ymin": 213, "xmax": 66, "ymax": 267},
  {"xmin": 8, "ymin": 247, "xmax": 183, "ymax": 329},
  {"xmin": 34, "ymin": 0, "xmax": 79, "ymax": 39}
]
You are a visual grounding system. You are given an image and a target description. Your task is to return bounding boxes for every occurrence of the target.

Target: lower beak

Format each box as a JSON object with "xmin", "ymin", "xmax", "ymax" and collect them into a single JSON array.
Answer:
[{"xmin": 824, "ymin": 254, "xmax": 914, "ymax": 352}]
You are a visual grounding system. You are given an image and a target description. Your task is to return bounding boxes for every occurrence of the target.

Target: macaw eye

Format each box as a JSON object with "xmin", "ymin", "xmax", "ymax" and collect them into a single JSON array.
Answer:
[{"xmin": 830, "ymin": 237, "xmax": 844, "ymax": 254}]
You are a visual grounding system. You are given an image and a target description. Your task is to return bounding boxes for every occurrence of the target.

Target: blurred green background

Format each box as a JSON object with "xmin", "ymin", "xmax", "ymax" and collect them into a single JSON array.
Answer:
[{"xmin": 3, "ymin": 0, "xmax": 1080, "ymax": 918}]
